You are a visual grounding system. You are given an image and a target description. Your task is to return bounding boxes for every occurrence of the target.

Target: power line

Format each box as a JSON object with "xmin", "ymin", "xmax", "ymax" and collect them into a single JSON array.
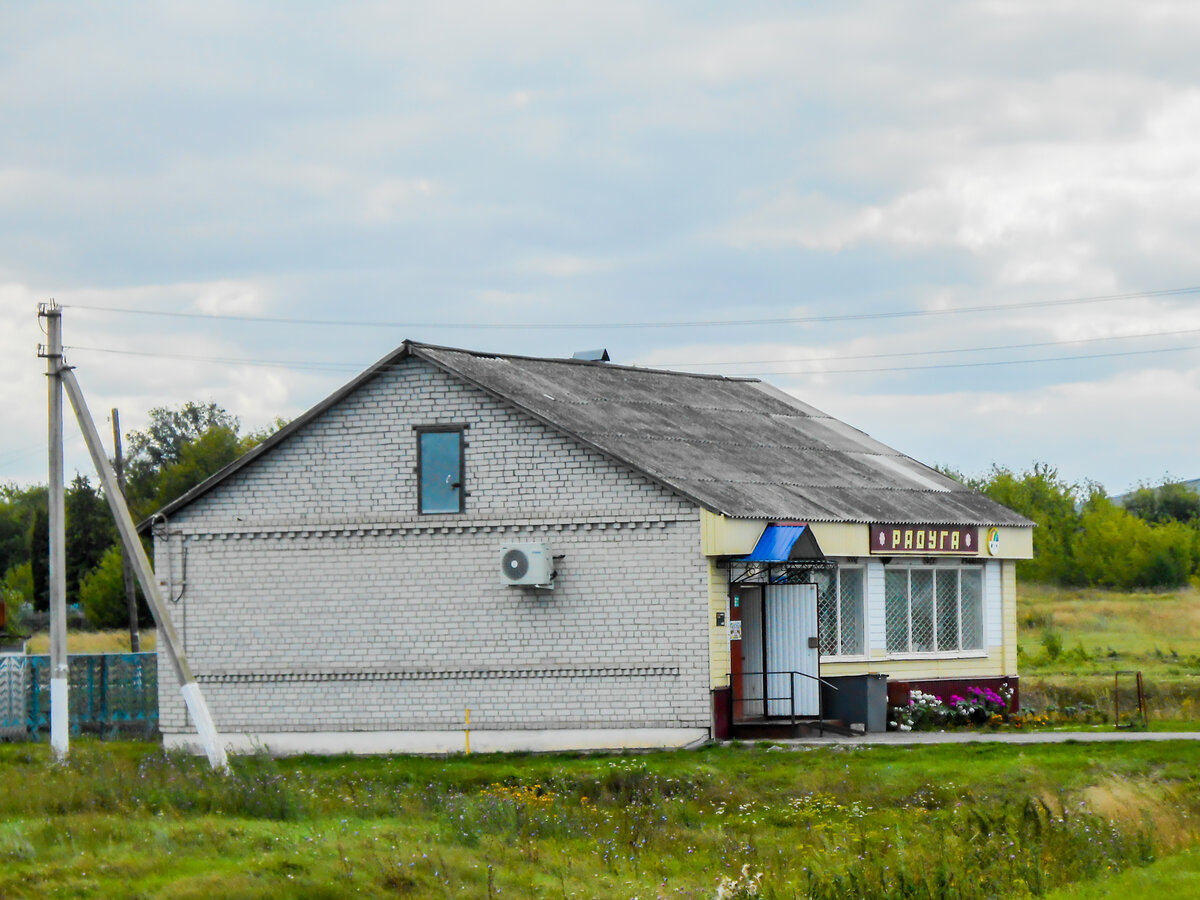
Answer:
[
  {"xmin": 63, "ymin": 345, "xmax": 362, "ymax": 373},
  {"xmin": 743, "ymin": 343, "xmax": 1200, "ymax": 377},
  {"xmin": 60, "ymin": 285, "xmax": 1200, "ymax": 331},
  {"xmin": 0, "ymin": 445, "xmax": 45, "ymax": 468},
  {"xmin": 653, "ymin": 325, "xmax": 1200, "ymax": 368},
  {"xmin": 63, "ymin": 336, "xmax": 1200, "ymax": 378}
]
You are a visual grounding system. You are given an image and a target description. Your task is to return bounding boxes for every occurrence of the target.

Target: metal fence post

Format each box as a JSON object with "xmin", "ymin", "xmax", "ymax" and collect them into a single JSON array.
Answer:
[
  {"xmin": 28, "ymin": 659, "xmax": 41, "ymax": 734},
  {"xmin": 1114, "ymin": 672, "xmax": 1120, "ymax": 725},
  {"xmin": 100, "ymin": 654, "xmax": 109, "ymax": 727},
  {"xmin": 790, "ymin": 672, "xmax": 796, "ymax": 726}
]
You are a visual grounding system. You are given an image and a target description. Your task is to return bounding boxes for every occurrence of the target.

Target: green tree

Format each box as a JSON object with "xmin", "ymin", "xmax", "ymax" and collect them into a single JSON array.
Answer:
[
  {"xmin": 0, "ymin": 484, "xmax": 46, "ymax": 577},
  {"xmin": 1, "ymin": 561, "xmax": 33, "ymax": 630},
  {"xmin": 969, "ymin": 463, "xmax": 1081, "ymax": 584},
  {"xmin": 1124, "ymin": 481, "xmax": 1200, "ymax": 525},
  {"xmin": 78, "ymin": 544, "xmax": 150, "ymax": 629},
  {"xmin": 124, "ymin": 401, "xmax": 241, "ymax": 517},
  {"xmin": 29, "ymin": 504, "xmax": 48, "ymax": 612},
  {"xmin": 65, "ymin": 474, "xmax": 116, "ymax": 598},
  {"xmin": 150, "ymin": 424, "xmax": 245, "ymax": 512},
  {"xmin": 1070, "ymin": 491, "xmax": 1197, "ymax": 589}
]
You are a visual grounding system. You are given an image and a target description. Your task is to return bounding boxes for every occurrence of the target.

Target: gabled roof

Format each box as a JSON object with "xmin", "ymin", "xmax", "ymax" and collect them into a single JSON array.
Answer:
[{"xmin": 148, "ymin": 340, "xmax": 1033, "ymax": 527}]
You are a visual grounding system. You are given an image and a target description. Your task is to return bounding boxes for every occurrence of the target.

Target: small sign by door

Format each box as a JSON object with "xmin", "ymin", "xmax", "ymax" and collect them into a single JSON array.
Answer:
[{"xmin": 728, "ymin": 620, "xmax": 742, "ymax": 641}]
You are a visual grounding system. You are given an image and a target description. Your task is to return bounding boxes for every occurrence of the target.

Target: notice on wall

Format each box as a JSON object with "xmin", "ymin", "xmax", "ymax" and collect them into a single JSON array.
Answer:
[{"xmin": 869, "ymin": 524, "xmax": 978, "ymax": 555}]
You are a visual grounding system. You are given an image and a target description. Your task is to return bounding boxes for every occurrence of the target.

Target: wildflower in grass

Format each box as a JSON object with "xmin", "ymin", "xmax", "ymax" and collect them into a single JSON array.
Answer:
[{"xmin": 714, "ymin": 864, "xmax": 761, "ymax": 899}]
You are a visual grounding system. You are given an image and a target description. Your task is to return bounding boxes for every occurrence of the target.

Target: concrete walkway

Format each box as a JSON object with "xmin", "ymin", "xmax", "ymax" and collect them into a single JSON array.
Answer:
[{"xmin": 769, "ymin": 730, "xmax": 1200, "ymax": 746}]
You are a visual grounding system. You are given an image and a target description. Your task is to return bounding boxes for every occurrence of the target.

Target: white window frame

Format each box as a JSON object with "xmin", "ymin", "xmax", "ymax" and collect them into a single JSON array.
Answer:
[
  {"xmin": 816, "ymin": 566, "xmax": 867, "ymax": 660},
  {"xmin": 883, "ymin": 564, "xmax": 985, "ymax": 658}
]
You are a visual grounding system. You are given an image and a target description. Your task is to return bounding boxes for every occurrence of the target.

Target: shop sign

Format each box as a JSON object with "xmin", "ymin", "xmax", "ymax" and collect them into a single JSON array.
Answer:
[
  {"xmin": 987, "ymin": 527, "xmax": 1001, "ymax": 556},
  {"xmin": 870, "ymin": 524, "xmax": 978, "ymax": 555}
]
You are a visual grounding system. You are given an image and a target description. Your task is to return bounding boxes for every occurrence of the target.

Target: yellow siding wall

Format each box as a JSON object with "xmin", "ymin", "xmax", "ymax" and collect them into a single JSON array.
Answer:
[
  {"xmin": 707, "ymin": 558, "xmax": 730, "ymax": 688},
  {"xmin": 820, "ymin": 657, "xmax": 1008, "ymax": 679},
  {"xmin": 990, "ymin": 527, "xmax": 1034, "ymax": 560},
  {"xmin": 699, "ymin": 510, "xmax": 764, "ymax": 556},
  {"xmin": 700, "ymin": 510, "xmax": 1033, "ymax": 561},
  {"xmin": 805, "ymin": 522, "xmax": 869, "ymax": 556},
  {"xmin": 1003, "ymin": 559, "xmax": 1018, "ymax": 672},
  {"xmin": 700, "ymin": 510, "xmax": 1026, "ymax": 688}
]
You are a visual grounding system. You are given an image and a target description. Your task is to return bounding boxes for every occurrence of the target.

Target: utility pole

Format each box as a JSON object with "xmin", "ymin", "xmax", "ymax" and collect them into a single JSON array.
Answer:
[
  {"xmin": 111, "ymin": 409, "xmax": 140, "ymax": 653},
  {"xmin": 38, "ymin": 301, "xmax": 69, "ymax": 761},
  {"xmin": 57, "ymin": 343, "xmax": 227, "ymax": 770}
]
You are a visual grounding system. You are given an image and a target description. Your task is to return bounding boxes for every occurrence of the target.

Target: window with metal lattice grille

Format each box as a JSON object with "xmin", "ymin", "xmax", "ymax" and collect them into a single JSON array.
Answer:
[
  {"xmin": 884, "ymin": 566, "xmax": 984, "ymax": 655},
  {"xmin": 815, "ymin": 567, "xmax": 865, "ymax": 658}
]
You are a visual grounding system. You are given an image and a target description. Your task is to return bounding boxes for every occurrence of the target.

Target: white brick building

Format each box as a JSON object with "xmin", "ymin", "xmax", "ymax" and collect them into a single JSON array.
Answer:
[{"xmin": 150, "ymin": 341, "xmax": 1032, "ymax": 754}]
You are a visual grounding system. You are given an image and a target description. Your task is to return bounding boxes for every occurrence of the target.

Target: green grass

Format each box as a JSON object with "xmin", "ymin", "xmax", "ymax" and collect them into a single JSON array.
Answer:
[
  {"xmin": 1, "ymin": 740, "xmax": 1198, "ymax": 898},
  {"xmin": 1017, "ymin": 583, "xmax": 1200, "ymax": 724},
  {"xmin": 1018, "ymin": 583, "xmax": 1200, "ymax": 677},
  {"xmin": 1044, "ymin": 846, "xmax": 1200, "ymax": 899}
]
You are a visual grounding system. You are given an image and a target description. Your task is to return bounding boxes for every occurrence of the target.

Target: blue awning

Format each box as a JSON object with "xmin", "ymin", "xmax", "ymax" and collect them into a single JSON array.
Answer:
[{"xmin": 741, "ymin": 524, "xmax": 808, "ymax": 562}]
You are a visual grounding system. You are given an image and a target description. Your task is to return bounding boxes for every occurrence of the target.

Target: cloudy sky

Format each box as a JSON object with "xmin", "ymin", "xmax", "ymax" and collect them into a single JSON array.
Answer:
[{"xmin": 3, "ymin": 1, "xmax": 1199, "ymax": 495}]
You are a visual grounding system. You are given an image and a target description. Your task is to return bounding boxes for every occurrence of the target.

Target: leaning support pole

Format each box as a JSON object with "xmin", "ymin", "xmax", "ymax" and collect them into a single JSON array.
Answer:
[
  {"xmin": 59, "ymin": 366, "xmax": 229, "ymax": 771},
  {"xmin": 40, "ymin": 303, "xmax": 70, "ymax": 761}
]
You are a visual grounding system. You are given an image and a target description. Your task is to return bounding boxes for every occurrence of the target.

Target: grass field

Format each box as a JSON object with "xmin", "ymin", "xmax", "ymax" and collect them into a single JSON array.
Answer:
[
  {"xmin": 1017, "ymin": 584, "xmax": 1200, "ymax": 724},
  {"xmin": 1044, "ymin": 846, "xmax": 1200, "ymax": 899},
  {"xmin": 0, "ymin": 740, "xmax": 1197, "ymax": 898},
  {"xmin": 22, "ymin": 630, "xmax": 157, "ymax": 654},
  {"xmin": 1018, "ymin": 583, "xmax": 1200, "ymax": 677}
]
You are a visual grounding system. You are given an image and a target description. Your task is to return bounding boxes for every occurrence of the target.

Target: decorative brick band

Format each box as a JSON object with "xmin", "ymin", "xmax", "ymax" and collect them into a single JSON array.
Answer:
[
  {"xmin": 176, "ymin": 517, "xmax": 683, "ymax": 542},
  {"xmin": 196, "ymin": 666, "xmax": 681, "ymax": 684}
]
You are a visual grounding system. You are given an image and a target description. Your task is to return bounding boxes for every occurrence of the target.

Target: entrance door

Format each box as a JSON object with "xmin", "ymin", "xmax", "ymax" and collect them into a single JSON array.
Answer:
[
  {"xmin": 764, "ymin": 583, "xmax": 819, "ymax": 716},
  {"xmin": 731, "ymin": 585, "xmax": 764, "ymax": 718}
]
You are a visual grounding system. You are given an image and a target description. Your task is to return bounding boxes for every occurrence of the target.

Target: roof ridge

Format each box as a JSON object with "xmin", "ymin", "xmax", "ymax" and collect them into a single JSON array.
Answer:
[{"xmin": 409, "ymin": 340, "xmax": 762, "ymax": 382}]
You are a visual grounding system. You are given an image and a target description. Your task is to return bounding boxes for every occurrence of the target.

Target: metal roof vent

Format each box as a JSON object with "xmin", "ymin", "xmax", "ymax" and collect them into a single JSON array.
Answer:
[{"xmin": 572, "ymin": 349, "xmax": 610, "ymax": 362}]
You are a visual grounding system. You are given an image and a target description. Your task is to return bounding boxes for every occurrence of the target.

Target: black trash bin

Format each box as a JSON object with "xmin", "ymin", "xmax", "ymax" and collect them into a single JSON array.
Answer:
[{"xmin": 820, "ymin": 674, "xmax": 889, "ymax": 733}]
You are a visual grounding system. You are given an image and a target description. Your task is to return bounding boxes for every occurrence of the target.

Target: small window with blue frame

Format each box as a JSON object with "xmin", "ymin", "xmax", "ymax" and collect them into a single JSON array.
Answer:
[{"xmin": 416, "ymin": 426, "xmax": 465, "ymax": 513}]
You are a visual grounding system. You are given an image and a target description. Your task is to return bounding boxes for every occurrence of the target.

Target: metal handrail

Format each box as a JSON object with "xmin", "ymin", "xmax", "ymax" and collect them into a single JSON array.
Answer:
[
  {"xmin": 729, "ymin": 669, "xmax": 837, "ymax": 729},
  {"xmin": 736, "ymin": 669, "xmax": 840, "ymax": 691}
]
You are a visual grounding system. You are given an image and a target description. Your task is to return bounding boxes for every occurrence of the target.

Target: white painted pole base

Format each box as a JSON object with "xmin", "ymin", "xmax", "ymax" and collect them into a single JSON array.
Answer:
[
  {"xmin": 180, "ymin": 682, "xmax": 229, "ymax": 772},
  {"xmin": 50, "ymin": 677, "xmax": 69, "ymax": 761}
]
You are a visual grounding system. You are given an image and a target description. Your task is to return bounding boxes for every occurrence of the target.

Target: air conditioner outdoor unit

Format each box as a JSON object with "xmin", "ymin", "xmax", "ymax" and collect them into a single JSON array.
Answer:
[{"xmin": 500, "ymin": 543, "xmax": 553, "ymax": 587}]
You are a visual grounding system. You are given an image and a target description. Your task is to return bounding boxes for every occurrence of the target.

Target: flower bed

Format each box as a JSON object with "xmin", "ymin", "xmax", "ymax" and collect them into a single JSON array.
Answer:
[{"xmin": 889, "ymin": 683, "xmax": 1015, "ymax": 731}]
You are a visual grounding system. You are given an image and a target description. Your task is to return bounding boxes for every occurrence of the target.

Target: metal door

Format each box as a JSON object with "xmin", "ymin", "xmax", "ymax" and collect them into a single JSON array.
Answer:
[{"xmin": 765, "ymin": 583, "xmax": 819, "ymax": 716}]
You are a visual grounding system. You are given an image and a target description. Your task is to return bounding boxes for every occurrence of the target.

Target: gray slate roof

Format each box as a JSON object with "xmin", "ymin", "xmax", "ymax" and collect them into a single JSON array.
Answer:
[{"xmin": 151, "ymin": 340, "xmax": 1033, "ymax": 527}]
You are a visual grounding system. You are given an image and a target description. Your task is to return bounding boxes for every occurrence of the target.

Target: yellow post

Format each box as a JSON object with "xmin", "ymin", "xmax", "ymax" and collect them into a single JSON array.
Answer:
[{"xmin": 464, "ymin": 708, "xmax": 471, "ymax": 755}]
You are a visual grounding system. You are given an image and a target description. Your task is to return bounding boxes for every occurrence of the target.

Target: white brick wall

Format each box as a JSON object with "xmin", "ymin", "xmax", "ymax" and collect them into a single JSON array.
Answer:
[{"xmin": 155, "ymin": 358, "xmax": 710, "ymax": 738}]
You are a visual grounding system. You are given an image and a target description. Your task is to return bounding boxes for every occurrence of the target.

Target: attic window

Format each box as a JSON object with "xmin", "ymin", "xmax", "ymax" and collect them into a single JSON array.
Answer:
[{"xmin": 416, "ymin": 426, "xmax": 465, "ymax": 514}]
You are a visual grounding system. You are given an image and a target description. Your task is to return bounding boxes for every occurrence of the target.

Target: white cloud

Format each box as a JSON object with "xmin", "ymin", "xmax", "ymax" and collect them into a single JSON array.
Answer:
[
  {"xmin": 194, "ymin": 282, "xmax": 269, "ymax": 316},
  {"xmin": 2, "ymin": 2, "xmax": 1200, "ymax": 493},
  {"xmin": 0, "ymin": 279, "xmax": 342, "ymax": 484},
  {"xmin": 361, "ymin": 178, "xmax": 440, "ymax": 225},
  {"xmin": 516, "ymin": 255, "xmax": 613, "ymax": 278},
  {"xmin": 786, "ymin": 362, "xmax": 1200, "ymax": 492},
  {"xmin": 723, "ymin": 72, "xmax": 1200, "ymax": 290}
]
